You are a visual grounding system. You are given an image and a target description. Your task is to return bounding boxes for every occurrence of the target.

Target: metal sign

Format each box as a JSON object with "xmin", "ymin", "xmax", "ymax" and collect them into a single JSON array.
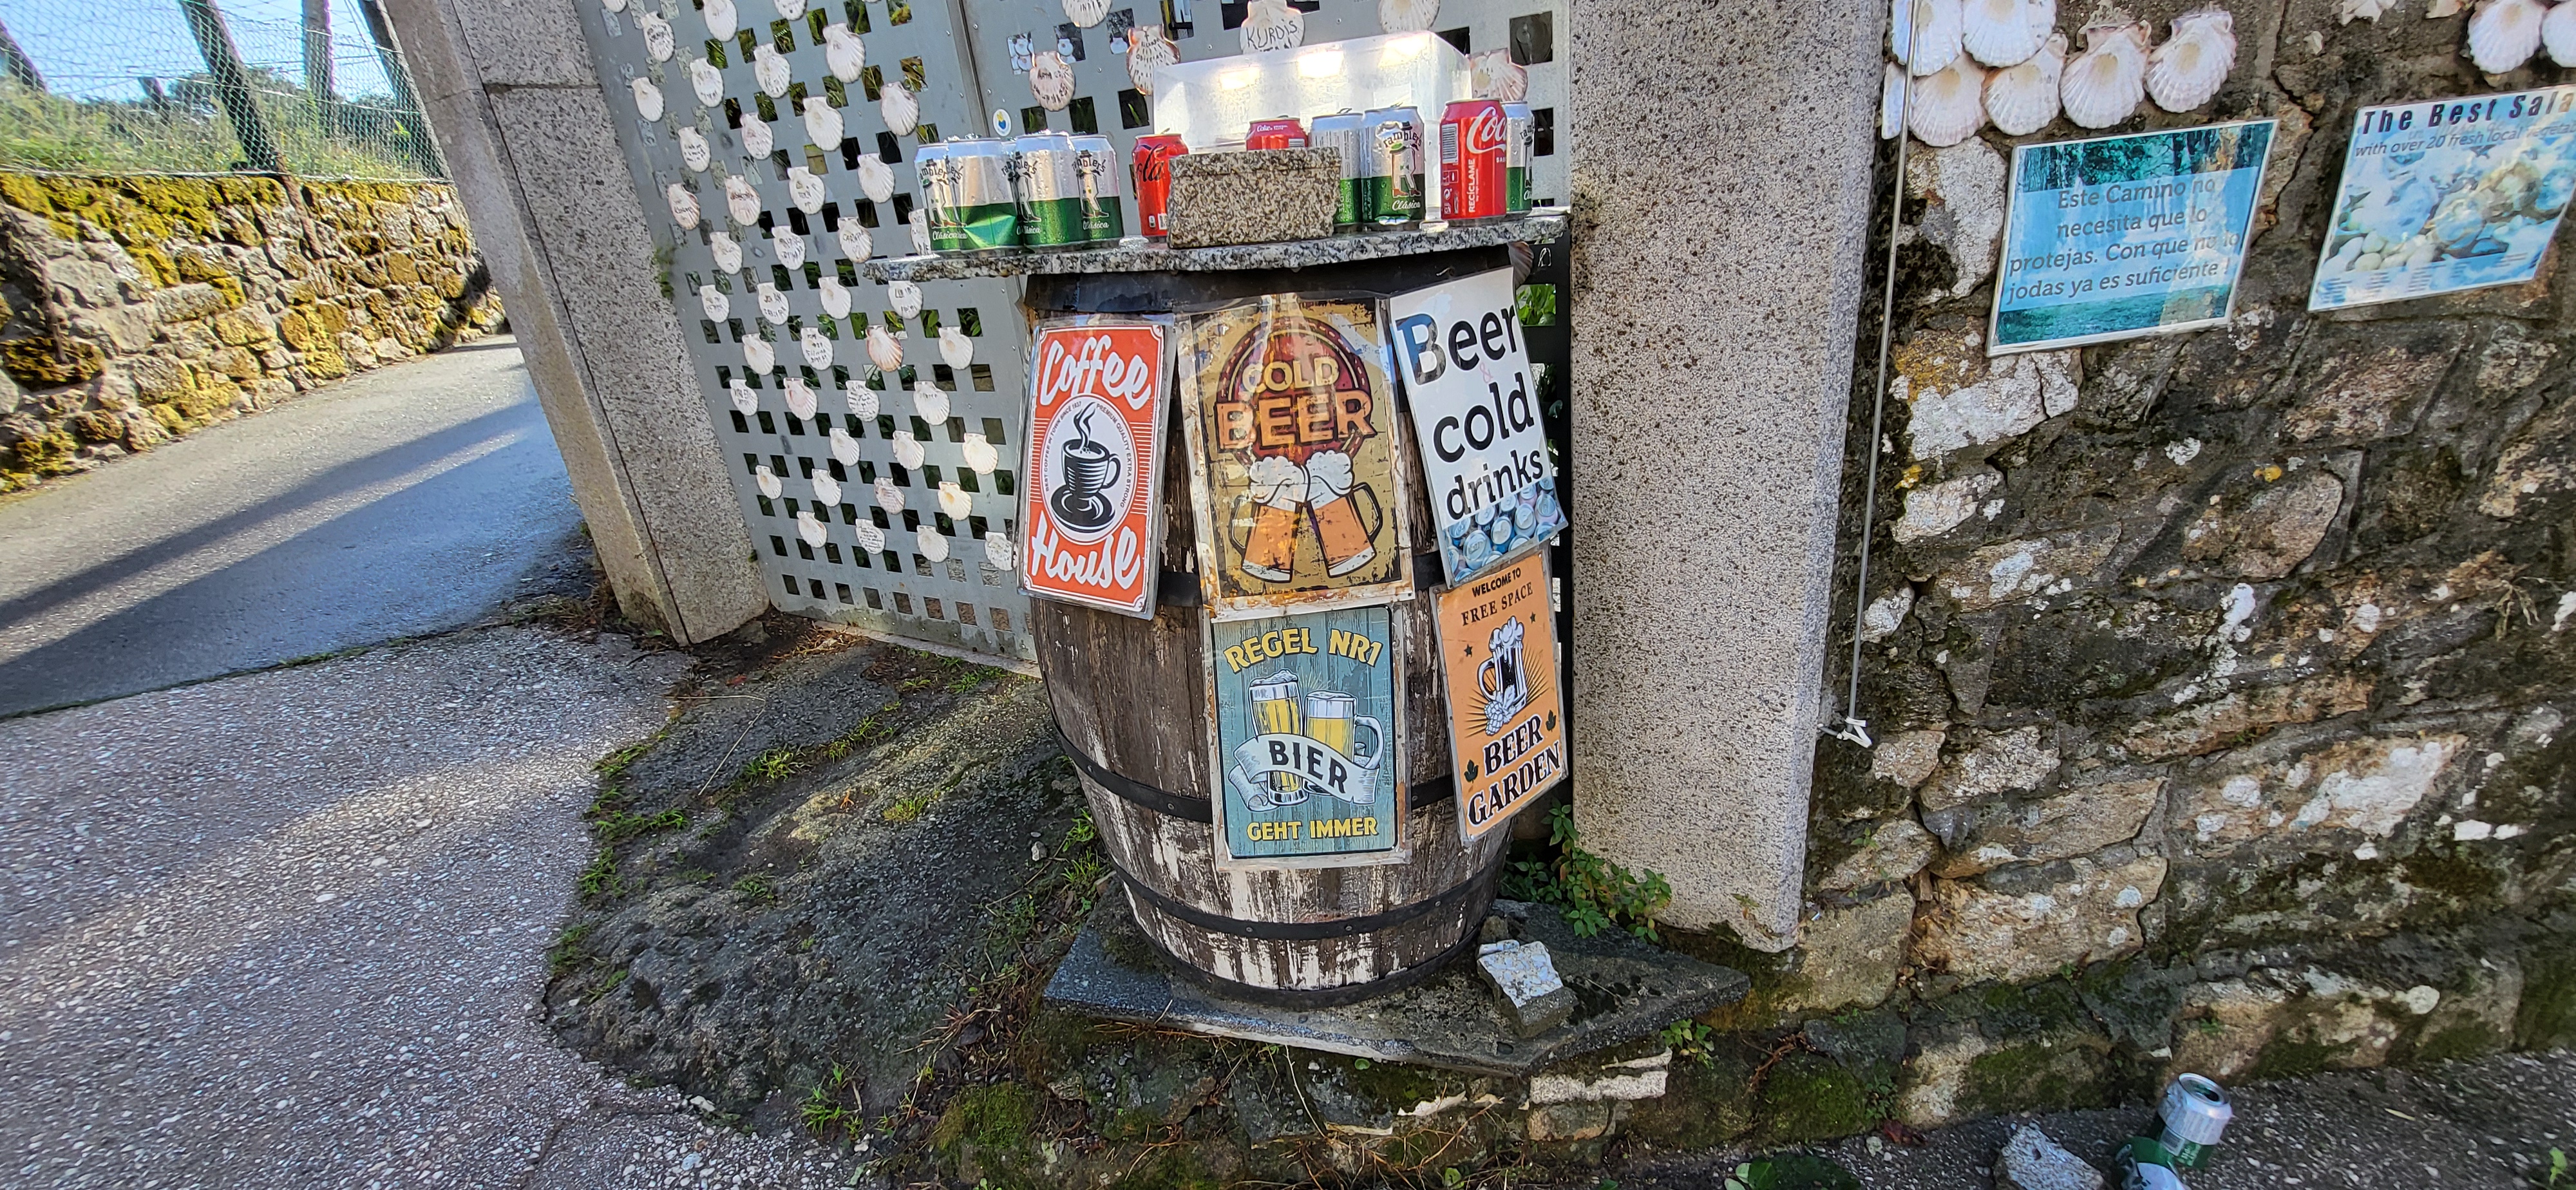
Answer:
[
  {"xmin": 1019, "ymin": 316, "xmax": 1168, "ymax": 616},
  {"xmin": 1206, "ymin": 603, "xmax": 1404, "ymax": 867},
  {"xmin": 1434, "ymin": 549, "xmax": 1562, "ymax": 838},
  {"xmin": 2310, "ymin": 87, "xmax": 2576, "ymax": 312},
  {"xmin": 1389, "ymin": 267, "xmax": 1561, "ymax": 584},
  {"xmin": 1177, "ymin": 294, "xmax": 1412, "ymax": 617}
]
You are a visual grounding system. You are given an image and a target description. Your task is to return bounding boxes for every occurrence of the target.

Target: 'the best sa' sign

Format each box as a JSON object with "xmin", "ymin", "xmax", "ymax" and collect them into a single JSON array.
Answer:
[{"xmin": 1019, "ymin": 317, "xmax": 1168, "ymax": 618}]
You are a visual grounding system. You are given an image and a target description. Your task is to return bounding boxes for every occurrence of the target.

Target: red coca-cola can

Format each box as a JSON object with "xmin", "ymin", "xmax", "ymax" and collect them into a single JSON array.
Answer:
[
  {"xmin": 1245, "ymin": 116, "xmax": 1309, "ymax": 150},
  {"xmin": 1439, "ymin": 99, "xmax": 1508, "ymax": 222},
  {"xmin": 1132, "ymin": 133, "xmax": 1187, "ymax": 239}
]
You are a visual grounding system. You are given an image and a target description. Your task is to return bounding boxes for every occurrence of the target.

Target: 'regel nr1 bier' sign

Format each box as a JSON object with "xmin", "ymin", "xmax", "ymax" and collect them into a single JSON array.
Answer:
[
  {"xmin": 1206, "ymin": 604, "xmax": 1404, "ymax": 867},
  {"xmin": 1019, "ymin": 317, "xmax": 1169, "ymax": 618},
  {"xmin": 1389, "ymin": 268, "xmax": 1563, "ymax": 584}
]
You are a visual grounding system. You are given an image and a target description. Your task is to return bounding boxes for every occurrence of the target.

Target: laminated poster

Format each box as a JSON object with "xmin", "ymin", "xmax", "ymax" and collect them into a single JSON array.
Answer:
[
  {"xmin": 1206, "ymin": 604, "xmax": 1403, "ymax": 867},
  {"xmin": 1990, "ymin": 120, "xmax": 2275, "ymax": 354},
  {"xmin": 1018, "ymin": 317, "xmax": 1169, "ymax": 617},
  {"xmin": 1434, "ymin": 549, "xmax": 1564, "ymax": 840},
  {"xmin": 1177, "ymin": 295, "xmax": 1410, "ymax": 617},
  {"xmin": 2310, "ymin": 88, "xmax": 2576, "ymax": 312},
  {"xmin": 1388, "ymin": 267, "xmax": 1564, "ymax": 585}
]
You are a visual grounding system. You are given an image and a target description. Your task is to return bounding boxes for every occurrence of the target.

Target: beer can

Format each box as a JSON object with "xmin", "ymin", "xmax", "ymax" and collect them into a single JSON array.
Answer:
[
  {"xmin": 919, "ymin": 138, "xmax": 1019, "ymax": 255},
  {"xmin": 2115, "ymin": 1138, "xmax": 2188, "ymax": 1190},
  {"xmin": 1246, "ymin": 115, "xmax": 1308, "ymax": 150},
  {"xmin": 1440, "ymin": 99, "xmax": 1508, "ymax": 223},
  {"xmin": 2155, "ymin": 1074, "xmax": 2232, "ymax": 1169},
  {"xmin": 1359, "ymin": 106, "xmax": 1423, "ymax": 227},
  {"xmin": 1012, "ymin": 132, "xmax": 1087, "ymax": 251},
  {"xmin": 1132, "ymin": 133, "xmax": 1186, "ymax": 240},
  {"xmin": 1502, "ymin": 100, "xmax": 1533, "ymax": 215},
  {"xmin": 1308, "ymin": 111, "xmax": 1365, "ymax": 231},
  {"xmin": 1071, "ymin": 134, "xmax": 1126, "ymax": 244}
]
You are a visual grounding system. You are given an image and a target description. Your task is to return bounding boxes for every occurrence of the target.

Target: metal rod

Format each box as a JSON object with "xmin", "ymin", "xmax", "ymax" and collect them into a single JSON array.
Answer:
[
  {"xmin": 354, "ymin": 0, "xmax": 444, "ymax": 176},
  {"xmin": 0, "ymin": 17, "xmax": 44, "ymax": 91},
  {"xmin": 178, "ymin": 0, "xmax": 284, "ymax": 175},
  {"xmin": 302, "ymin": 0, "xmax": 334, "ymax": 102}
]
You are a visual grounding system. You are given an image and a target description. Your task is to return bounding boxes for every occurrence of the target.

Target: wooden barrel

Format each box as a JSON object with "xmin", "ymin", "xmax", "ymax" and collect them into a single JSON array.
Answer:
[{"xmin": 1025, "ymin": 253, "xmax": 1511, "ymax": 1006}]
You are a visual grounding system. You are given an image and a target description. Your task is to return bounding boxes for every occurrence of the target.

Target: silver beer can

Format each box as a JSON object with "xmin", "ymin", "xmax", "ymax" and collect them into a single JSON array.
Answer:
[
  {"xmin": 2154, "ymin": 1074, "xmax": 2232, "ymax": 1169},
  {"xmin": 1309, "ymin": 110, "xmax": 1365, "ymax": 231},
  {"xmin": 919, "ymin": 138, "xmax": 1021, "ymax": 255},
  {"xmin": 1501, "ymin": 100, "xmax": 1533, "ymax": 215},
  {"xmin": 1359, "ymin": 106, "xmax": 1424, "ymax": 227},
  {"xmin": 1070, "ymin": 133, "xmax": 1127, "ymax": 244},
  {"xmin": 1012, "ymin": 131, "xmax": 1088, "ymax": 251}
]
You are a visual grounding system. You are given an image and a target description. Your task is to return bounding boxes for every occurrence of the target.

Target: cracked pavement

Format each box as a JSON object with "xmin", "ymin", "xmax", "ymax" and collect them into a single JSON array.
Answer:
[{"xmin": 0, "ymin": 626, "xmax": 853, "ymax": 1189}]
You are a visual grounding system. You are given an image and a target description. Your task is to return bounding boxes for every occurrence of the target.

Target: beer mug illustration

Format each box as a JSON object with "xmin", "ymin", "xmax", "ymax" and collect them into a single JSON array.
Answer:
[
  {"xmin": 1305, "ymin": 449, "xmax": 1384, "ymax": 578},
  {"xmin": 1302, "ymin": 690, "xmax": 1383, "ymax": 805},
  {"xmin": 1247, "ymin": 671, "xmax": 1304, "ymax": 804},
  {"xmin": 1479, "ymin": 616, "xmax": 1530, "ymax": 735},
  {"xmin": 1231, "ymin": 456, "xmax": 1306, "ymax": 583}
]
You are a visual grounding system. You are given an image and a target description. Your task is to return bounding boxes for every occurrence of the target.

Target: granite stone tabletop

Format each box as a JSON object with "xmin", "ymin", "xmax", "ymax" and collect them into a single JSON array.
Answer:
[{"xmin": 861, "ymin": 211, "xmax": 1568, "ymax": 282}]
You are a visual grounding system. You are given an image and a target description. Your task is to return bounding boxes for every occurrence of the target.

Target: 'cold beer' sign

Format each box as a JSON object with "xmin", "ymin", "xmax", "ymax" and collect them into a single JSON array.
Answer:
[
  {"xmin": 1019, "ymin": 317, "xmax": 1168, "ymax": 617},
  {"xmin": 1390, "ymin": 268, "xmax": 1562, "ymax": 584}
]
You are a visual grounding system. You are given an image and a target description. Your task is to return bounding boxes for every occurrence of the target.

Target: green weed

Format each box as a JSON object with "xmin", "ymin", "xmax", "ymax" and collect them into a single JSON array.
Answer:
[
  {"xmin": 576, "ymin": 848, "xmax": 621, "ymax": 899},
  {"xmin": 1659, "ymin": 1019, "xmax": 1718, "ymax": 1067},
  {"xmin": 740, "ymin": 746, "xmax": 800, "ymax": 783},
  {"xmin": 1501, "ymin": 805, "xmax": 1673, "ymax": 941},
  {"xmin": 734, "ymin": 874, "xmax": 777, "ymax": 903},
  {"xmin": 2542, "ymin": 1148, "xmax": 2566, "ymax": 1189},
  {"xmin": 548, "ymin": 922, "xmax": 596, "ymax": 976},
  {"xmin": 800, "ymin": 1064, "xmax": 856, "ymax": 1133},
  {"xmin": 591, "ymin": 968, "xmax": 628, "ymax": 1003},
  {"xmin": 595, "ymin": 808, "xmax": 686, "ymax": 844}
]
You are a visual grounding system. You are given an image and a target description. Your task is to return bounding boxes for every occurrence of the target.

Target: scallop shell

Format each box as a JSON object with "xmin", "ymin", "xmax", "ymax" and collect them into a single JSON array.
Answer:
[
  {"xmin": 880, "ymin": 84, "xmax": 920, "ymax": 136},
  {"xmin": 2546, "ymin": 0, "xmax": 2576, "ymax": 63},
  {"xmin": 630, "ymin": 79, "xmax": 665, "ymax": 122},
  {"xmin": 936, "ymin": 482, "xmax": 972, "ymax": 519},
  {"xmin": 857, "ymin": 155, "xmax": 896, "ymax": 203},
  {"xmin": 1960, "ymin": 0, "xmax": 2043, "ymax": 66},
  {"xmin": 939, "ymin": 327, "xmax": 974, "ymax": 369},
  {"xmin": 907, "ymin": 209, "xmax": 933, "ymax": 255},
  {"xmin": 1897, "ymin": 0, "xmax": 1965, "ymax": 75},
  {"xmin": 741, "ymin": 117, "xmax": 774, "ymax": 158},
  {"xmin": 961, "ymin": 432, "xmax": 999, "ymax": 475},
  {"xmin": 774, "ymin": 0, "xmax": 805, "ymax": 17},
  {"xmin": 638, "ymin": 12, "xmax": 676, "ymax": 61},
  {"xmin": 699, "ymin": 283, "xmax": 729, "ymax": 321},
  {"xmin": 856, "ymin": 522, "xmax": 886, "ymax": 552},
  {"xmin": 724, "ymin": 175, "xmax": 761, "ymax": 225},
  {"xmin": 823, "ymin": 23, "xmax": 866, "ymax": 82},
  {"xmin": 984, "ymin": 531, "xmax": 1014, "ymax": 571},
  {"xmin": 915, "ymin": 381, "xmax": 950, "ymax": 424},
  {"xmin": 847, "ymin": 384, "xmax": 880, "ymax": 418},
  {"xmin": 787, "ymin": 165, "xmax": 826, "ymax": 213},
  {"xmin": 1030, "ymin": 51, "xmax": 1075, "ymax": 110},
  {"xmin": 795, "ymin": 509, "xmax": 826, "ymax": 547},
  {"xmin": 603, "ymin": 0, "xmax": 626, "ymax": 12},
  {"xmin": 2429, "ymin": 0, "xmax": 2465, "ymax": 17},
  {"xmin": 875, "ymin": 479, "xmax": 905, "ymax": 514},
  {"xmin": 710, "ymin": 230, "xmax": 743, "ymax": 273},
  {"xmin": 867, "ymin": 324, "xmax": 905, "ymax": 371},
  {"xmin": 1240, "ymin": 0, "xmax": 1305, "ymax": 52},
  {"xmin": 1126, "ymin": 25, "xmax": 1177, "ymax": 95},
  {"xmin": 819, "ymin": 275, "xmax": 852, "ymax": 319},
  {"xmin": 1907, "ymin": 56, "xmax": 1987, "ymax": 146},
  {"xmin": 756, "ymin": 464, "xmax": 783, "ymax": 499},
  {"xmin": 753, "ymin": 46, "xmax": 791, "ymax": 98},
  {"xmin": 2147, "ymin": 8, "xmax": 2235, "ymax": 112},
  {"xmin": 1985, "ymin": 32, "xmax": 2065, "ymax": 133},
  {"xmin": 2061, "ymin": 21, "xmax": 2148, "ymax": 128},
  {"xmin": 784, "ymin": 375, "xmax": 818, "ymax": 419},
  {"xmin": 838, "ymin": 221, "xmax": 874, "ymax": 260},
  {"xmin": 829, "ymin": 426, "xmax": 863, "ymax": 465},
  {"xmin": 729, "ymin": 378, "xmax": 757, "ymax": 415},
  {"xmin": 916, "ymin": 526, "xmax": 949, "ymax": 563},
  {"xmin": 703, "ymin": 0, "xmax": 736, "ymax": 41},
  {"xmin": 688, "ymin": 58, "xmax": 724, "ymax": 108},
  {"xmin": 812, "ymin": 472, "xmax": 841, "ymax": 507},
  {"xmin": 804, "ymin": 97, "xmax": 844, "ymax": 147},
  {"xmin": 777, "ymin": 228, "xmax": 808, "ymax": 269},
  {"xmin": 889, "ymin": 279, "xmax": 924, "ymax": 318},
  {"xmin": 666, "ymin": 182, "xmax": 700, "ymax": 227},
  {"xmin": 1880, "ymin": 62, "xmax": 1908, "ymax": 139},
  {"xmin": 1472, "ymin": 50, "xmax": 1529, "ymax": 101},
  {"xmin": 891, "ymin": 430, "xmax": 927, "ymax": 471},
  {"xmin": 2468, "ymin": 0, "xmax": 2545, "ymax": 72},
  {"xmin": 677, "ymin": 126, "xmax": 712, "ymax": 171},
  {"xmin": 757, "ymin": 281, "xmax": 790, "ymax": 325},
  {"xmin": 744, "ymin": 335, "xmax": 775, "ymax": 373},
  {"xmin": 1381, "ymin": 0, "xmax": 1439, "ymax": 32},
  {"xmin": 802, "ymin": 325, "xmax": 835, "ymax": 370},
  {"xmin": 1066, "ymin": 0, "xmax": 1112, "ymax": 26}
]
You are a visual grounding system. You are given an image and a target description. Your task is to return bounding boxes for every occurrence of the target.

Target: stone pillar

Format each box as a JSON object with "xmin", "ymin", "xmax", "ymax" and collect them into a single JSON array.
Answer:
[
  {"xmin": 1566, "ymin": 1, "xmax": 1882, "ymax": 947},
  {"xmin": 383, "ymin": 0, "xmax": 764, "ymax": 643}
]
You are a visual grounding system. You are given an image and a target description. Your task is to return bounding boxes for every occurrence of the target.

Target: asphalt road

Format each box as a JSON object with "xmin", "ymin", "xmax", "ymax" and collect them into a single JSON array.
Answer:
[{"xmin": 0, "ymin": 337, "xmax": 590, "ymax": 719}]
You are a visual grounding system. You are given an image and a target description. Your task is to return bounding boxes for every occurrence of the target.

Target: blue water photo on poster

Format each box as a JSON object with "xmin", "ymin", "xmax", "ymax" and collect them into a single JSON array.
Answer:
[
  {"xmin": 1991, "ymin": 120, "xmax": 2275, "ymax": 354},
  {"xmin": 1208, "ymin": 605, "xmax": 1401, "ymax": 866},
  {"xmin": 2310, "ymin": 88, "xmax": 2576, "ymax": 312}
]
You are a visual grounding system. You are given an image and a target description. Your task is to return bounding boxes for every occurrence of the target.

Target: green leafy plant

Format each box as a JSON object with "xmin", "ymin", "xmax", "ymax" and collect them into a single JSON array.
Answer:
[
  {"xmin": 1659, "ymin": 1019, "xmax": 1718, "ymax": 1067},
  {"xmin": 1724, "ymin": 1155, "xmax": 1860, "ymax": 1190},
  {"xmin": 1502, "ymin": 806, "xmax": 1674, "ymax": 940},
  {"xmin": 594, "ymin": 808, "xmax": 685, "ymax": 844},
  {"xmin": 800, "ymin": 1064, "xmax": 856, "ymax": 1133},
  {"xmin": 1065, "ymin": 807, "xmax": 1098, "ymax": 845},
  {"xmin": 2542, "ymin": 1148, "xmax": 2567, "ymax": 1189},
  {"xmin": 734, "ymin": 874, "xmax": 776, "ymax": 903},
  {"xmin": 576, "ymin": 847, "xmax": 620, "ymax": 899},
  {"xmin": 741, "ymin": 746, "xmax": 801, "ymax": 782}
]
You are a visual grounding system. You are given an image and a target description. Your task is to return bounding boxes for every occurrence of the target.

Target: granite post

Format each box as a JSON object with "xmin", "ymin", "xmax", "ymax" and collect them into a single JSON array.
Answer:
[
  {"xmin": 1566, "ymin": 0, "xmax": 1882, "ymax": 947},
  {"xmin": 382, "ymin": 0, "xmax": 764, "ymax": 643}
]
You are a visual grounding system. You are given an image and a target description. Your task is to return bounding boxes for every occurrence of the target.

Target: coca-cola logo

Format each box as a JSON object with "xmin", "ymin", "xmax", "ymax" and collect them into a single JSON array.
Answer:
[{"xmin": 1463, "ymin": 108, "xmax": 1504, "ymax": 155}]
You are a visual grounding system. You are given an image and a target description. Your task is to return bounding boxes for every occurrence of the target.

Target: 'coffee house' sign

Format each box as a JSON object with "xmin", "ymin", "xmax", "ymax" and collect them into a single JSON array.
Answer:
[{"xmin": 1018, "ymin": 317, "xmax": 1168, "ymax": 618}]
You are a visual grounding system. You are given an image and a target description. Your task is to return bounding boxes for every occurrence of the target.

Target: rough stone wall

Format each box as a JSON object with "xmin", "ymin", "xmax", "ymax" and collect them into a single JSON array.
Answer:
[
  {"xmin": 1721, "ymin": 0, "xmax": 2576, "ymax": 1133},
  {"xmin": 0, "ymin": 174, "xmax": 506, "ymax": 492}
]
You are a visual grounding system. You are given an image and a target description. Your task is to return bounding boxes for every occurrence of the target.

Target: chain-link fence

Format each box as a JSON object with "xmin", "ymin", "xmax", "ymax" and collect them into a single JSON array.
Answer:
[{"xmin": 0, "ymin": 0, "xmax": 441, "ymax": 179}]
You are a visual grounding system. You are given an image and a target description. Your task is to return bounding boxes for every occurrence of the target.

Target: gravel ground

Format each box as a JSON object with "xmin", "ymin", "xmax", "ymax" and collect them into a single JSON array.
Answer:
[{"xmin": 0, "ymin": 626, "xmax": 853, "ymax": 1189}]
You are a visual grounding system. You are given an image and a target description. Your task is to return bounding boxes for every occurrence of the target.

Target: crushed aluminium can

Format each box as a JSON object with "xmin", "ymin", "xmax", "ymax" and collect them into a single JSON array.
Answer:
[
  {"xmin": 919, "ymin": 138, "xmax": 1019, "ymax": 254},
  {"xmin": 1359, "ymin": 106, "xmax": 1423, "ymax": 227},
  {"xmin": 1071, "ymin": 134, "xmax": 1126, "ymax": 243},
  {"xmin": 1502, "ymin": 100, "xmax": 1533, "ymax": 215},
  {"xmin": 1308, "ymin": 111, "xmax": 1365, "ymax": 231},
  {"xmin": 2155, "ymin": 1074, "xmax": 2233, "ymax": 1169},
  {"xmin": 1012, "ymin": 131, "xmax": 1088, "ymax": 250}
]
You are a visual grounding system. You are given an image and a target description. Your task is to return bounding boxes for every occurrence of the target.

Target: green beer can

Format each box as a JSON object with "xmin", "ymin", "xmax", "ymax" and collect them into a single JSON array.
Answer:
[
  {"xmin": 920, "ymin": 138, "xmax": 1019, "ymax": 255},
  {"xmin": 1071, "ymin": 135, "xmax": 1126, "ymax": 244},
  {"xmin": 1309, "ymin": 111, "xmax": 1365, "ymax": 231},
  {"xmin": 1012, "ymin": 132, "xmax": 1088, "ymax": 251},
  {"xmin": 1502, "ymin": 101, "xmax": 1533, "ymax": 216},
  {"xmin": 1360, "ymin": 106, "xmax": 1423, "ymax": 227},
  {"xmin": 2155, "ymin": 1074, "xmax": 2232, "ymax": 1169}
]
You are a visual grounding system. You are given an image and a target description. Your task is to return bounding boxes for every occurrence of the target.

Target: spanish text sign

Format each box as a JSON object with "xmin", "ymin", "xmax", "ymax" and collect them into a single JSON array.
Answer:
[
  {"xmin": 2311, "ymin": 88, "xmax": 2576, "ymax": 312},
  {"xmin": 1991, "ymin": 120, "xmax": 2275, "ymax": 354},
  {"xmin": 1434, "ymin": 550, "xmax": 1563, "ymax": 839},
  {"xmin": 1388, "ymin": 269, "xmax": 1564, "ymax": 584},
  {"xmin": 1207, "ymin": 604, "xmax": 1403, "ymax": 867},
  {"xmin": 1019, "ymin": 317, "xmax": 1168, "ymax": 617}
]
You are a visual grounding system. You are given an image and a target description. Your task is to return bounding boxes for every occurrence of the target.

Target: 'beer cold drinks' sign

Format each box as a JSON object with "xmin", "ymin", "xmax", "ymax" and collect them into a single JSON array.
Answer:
[
  {"xmin": 1388, "ymin": 269, "xmax": 1563, "ymax": 584},
  {"xmin": 1018, "ymin": 317, "xmax": 1169, "ymax": 618}
]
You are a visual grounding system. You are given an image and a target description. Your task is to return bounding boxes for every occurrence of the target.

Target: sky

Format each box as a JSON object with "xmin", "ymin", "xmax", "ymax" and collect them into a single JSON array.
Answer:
[{"xmin": 1, "ymin": 0, "xmax": 398, "ymax": 102}]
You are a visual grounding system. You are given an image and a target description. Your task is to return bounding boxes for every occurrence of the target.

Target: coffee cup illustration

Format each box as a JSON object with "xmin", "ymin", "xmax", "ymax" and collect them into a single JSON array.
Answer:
[
  {"xmin": 1047, "ymin": 403, "xmax": 1124, "ymax": 537},
  {"xmin": 1479, "ymin": 616, "xmax": 1530, "ymax": 735}
]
